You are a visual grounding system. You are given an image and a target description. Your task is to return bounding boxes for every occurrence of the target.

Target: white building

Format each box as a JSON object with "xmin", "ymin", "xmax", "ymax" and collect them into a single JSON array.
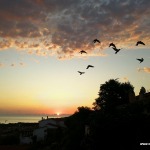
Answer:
[
  {"xmin": 33, "ymin": 117, "xmax": 66, "ymax": 142},
  {"xmin": 33, "ymin": 127, "xmax": 47, "ymax": 141}
]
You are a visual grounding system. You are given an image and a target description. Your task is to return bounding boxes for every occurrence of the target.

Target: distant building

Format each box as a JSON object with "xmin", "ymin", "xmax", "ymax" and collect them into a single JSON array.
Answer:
[
  {"xmin": 19, "ymin": 117, "xmax": 66, "ymax": 144},
  {"xmin": 33, "ymin": 117, "xmax": 66, "ymax": 142}
]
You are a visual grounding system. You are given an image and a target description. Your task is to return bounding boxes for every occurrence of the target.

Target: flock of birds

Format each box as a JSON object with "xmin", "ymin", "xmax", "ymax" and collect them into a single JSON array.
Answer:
[{"xmin": 78, "ymin": 39, "xmax": 145, "ymax": 75}]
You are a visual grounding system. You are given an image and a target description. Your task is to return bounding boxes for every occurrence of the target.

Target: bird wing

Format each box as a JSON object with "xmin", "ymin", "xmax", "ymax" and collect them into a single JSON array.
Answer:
[
  {"xmin": 87, "ymin": 65, "xmax": 94, "ymax": 69},
  {"xmin": 78, "ymin": 71, "xmax": 85, "ymax": 74},
  {"xmin": 109, "ymin": 43, "xmax": 113, "ymax": 47},
  {"xmin": 112, "ymin": 44, "xmax": 116, "ymax": 48},
  {"xmin": 112, "ymin": 47, "xmax": 117, "ymax": 51},
  {"xmin": 82, "ymin": 50, "xmax": 87, "ymax": 53},
  {"xmin": 136, "ymin": 41, "xmax": 145, "ymax": 45},
  {"xmin": 109, "ymin": 43, "xmax": 115, "ymax": 47},
  {"xmin": 80, "ymin": 50, "xmax": 86, "ymax": 54},
  {"xmin": 136, "ymin": 59, "xmax": 141, "ymax": 61},
  {"xmin": 90, "ymin": 65, "xmax": 94, "ymax": 67},
  {"xmin": 96, "ymin": 39, "xmax": 100, "ymax": 43},
  {"xmin": 141, "ymin": 41, "xmax": 145, "ymax": 45},
  {"xmin": 93, "ymin": 39, "xmax": 100, "ymax": 43}
]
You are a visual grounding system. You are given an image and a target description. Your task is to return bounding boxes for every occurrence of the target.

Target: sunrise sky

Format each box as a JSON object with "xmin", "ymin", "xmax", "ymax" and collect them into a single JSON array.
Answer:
[{"xmin": 0, "ymin": 0, "xmax": 150, "ymax": 115}]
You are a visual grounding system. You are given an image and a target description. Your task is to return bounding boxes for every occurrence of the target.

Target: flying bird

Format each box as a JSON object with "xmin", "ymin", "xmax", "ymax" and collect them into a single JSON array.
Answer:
[
  {"xmin": 112, "ymin": 47, "xmax": 121, "ymax": 54},
  {"xmin": 80, "ymin": 50, "xmax": 87, "ymax": 54},
  {"xmin": 136, "ymin": 41, "xmax": 145, "ymax": 46},
  {"xmin": 93, "ymin": 39, "xmax": 100, "ymax": 43},
  {"xmin": 109, "ymin": 43, "xmax": 116, "ymax": 48},
  {"xmin": 78, "ymin": 71, "xmax": 85, "ymax": 75},
  {"xmin": 136, "ymin": 58, "xmax": 144, "ymax": 63},
  {"xmin": 86, "ymin": 65, "xmax": 94, "ymax": 69}
]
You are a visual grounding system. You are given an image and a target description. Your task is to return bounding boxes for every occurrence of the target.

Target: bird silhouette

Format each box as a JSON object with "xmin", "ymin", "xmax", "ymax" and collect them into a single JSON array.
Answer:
[
  {"xmin": 112, "ymin": 47, "xmax": 121, "ymax": 54},
  {"xmin": 93, "ymin": 39, "xmax": 100, "ymax": 43},
  {"xmin": 80, "ymin": 50, "xmax": 87, "ymax": 54},
  {"xmin": 136, "ymin": 58, "xmax": 144, "ymax": 63},
  {"xmin": 86, "ymin": 65, "xmax": 94, "ymax": 69},
  {"xmin": 109, "ymin": 43, "xmax": 116, "ymax": 48},
  {"xmin": 78, "ymin": 71, "xmax": 85, "ymax": 75},
  {"xmin": 136, "ymin": 41, "xmax": 145, "ymax": 46}
]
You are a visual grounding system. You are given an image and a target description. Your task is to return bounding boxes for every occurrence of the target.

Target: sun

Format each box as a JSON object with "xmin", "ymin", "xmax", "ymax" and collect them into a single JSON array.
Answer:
[{"xmin": 56, "ymin": 112, "xmax": 60, "ymax": 116}]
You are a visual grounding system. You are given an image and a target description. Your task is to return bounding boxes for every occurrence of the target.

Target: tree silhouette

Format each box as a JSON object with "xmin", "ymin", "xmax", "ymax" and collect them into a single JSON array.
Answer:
[
  {"xmin": 63, "ymin": 106, "xmax": 92, "ymax": 150},
  {"xmin": 93, "ymin": 79, "xmax": 135, "ymax": 112},
  {"xmin": 139, "ymin": 86, "xmax": 146, "ymax": 95},
  {"xmin": 120, "ymin": 82, "xmax": 135, "ymax": 103}
]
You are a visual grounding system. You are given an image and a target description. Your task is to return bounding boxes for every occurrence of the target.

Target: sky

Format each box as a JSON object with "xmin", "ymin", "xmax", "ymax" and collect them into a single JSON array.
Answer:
[{"xmin": 0, "ymin": 0, "xmax": 150, "ymax": 115}]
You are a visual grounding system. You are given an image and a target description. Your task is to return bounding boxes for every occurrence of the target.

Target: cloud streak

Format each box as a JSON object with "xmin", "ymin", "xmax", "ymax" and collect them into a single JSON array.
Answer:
[
  {"xmin": 138, "ymin": 67, "xmax": 150, "ymax": 74},
  {"xmin": 0, "ymin": 0, "xmax": 150, "ymax": 59}
]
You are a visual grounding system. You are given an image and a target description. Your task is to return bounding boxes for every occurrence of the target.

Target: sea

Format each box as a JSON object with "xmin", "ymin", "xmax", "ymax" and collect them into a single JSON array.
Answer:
[{"xmin": 0, "ymin": 114, "xmax": 71, "ymax": 124}]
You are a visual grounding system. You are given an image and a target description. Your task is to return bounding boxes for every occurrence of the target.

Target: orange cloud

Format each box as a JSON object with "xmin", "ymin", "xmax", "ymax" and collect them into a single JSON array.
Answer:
[
  {"xmin": 0, "ymin": 63, "xmax": 4, "ymax": 67},
  {"xmin": 138, "ymin": 67, "xmax": 150, "ymax": 74},
  {"xmin": 123, "ymin": 77, "xmax": 129, "ymax": 82}
]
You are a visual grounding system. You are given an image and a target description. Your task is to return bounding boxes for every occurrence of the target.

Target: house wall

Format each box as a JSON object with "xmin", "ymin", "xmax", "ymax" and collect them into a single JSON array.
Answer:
[{"xmin": 33, "ymin": 127, "xmax": 47, "ymax": 141}]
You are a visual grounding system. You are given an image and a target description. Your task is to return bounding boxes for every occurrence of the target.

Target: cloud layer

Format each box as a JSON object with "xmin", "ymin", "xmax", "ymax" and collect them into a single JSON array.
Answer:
[{"xmin": 0, "ymin": 0, "xmax": 150, "ymax": 59}]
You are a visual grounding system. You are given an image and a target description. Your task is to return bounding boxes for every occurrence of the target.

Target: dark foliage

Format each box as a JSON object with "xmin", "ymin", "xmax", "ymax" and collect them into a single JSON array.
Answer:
[
  {"xmin": 1, "ymin": 80, "xmax": 150, "ymax": 150},
  {"xmin": 93, "ymin": 79, "xmax": 135, "ymax": 112}
]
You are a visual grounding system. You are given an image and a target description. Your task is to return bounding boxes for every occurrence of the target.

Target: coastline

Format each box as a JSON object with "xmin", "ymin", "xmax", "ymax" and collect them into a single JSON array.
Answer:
[{"xmin": 0, "ymin": 114, "xmax": 71, "ymax": 124}]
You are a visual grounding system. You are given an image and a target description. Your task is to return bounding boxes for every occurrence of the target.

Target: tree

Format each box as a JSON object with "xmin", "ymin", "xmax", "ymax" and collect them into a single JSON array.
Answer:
[
  {"xmin": 63, "ymin": 106, "xmax": 92, "ymax": 150},
  {"xmin": 120, "ymin": 82, "xmax": 135, "ymax": 103},
  {"xmin": 93, "ymin": 79, "xmax": 135, "ymax": 112},
  {"xmin": 139, "ymin": 86, "xmax": 146, "ymax": 95}
]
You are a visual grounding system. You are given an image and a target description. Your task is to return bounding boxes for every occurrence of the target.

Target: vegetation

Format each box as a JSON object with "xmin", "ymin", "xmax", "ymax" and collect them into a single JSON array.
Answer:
[
  {"xmin": 61, "ymin": 79, "xmax": 150, "ymax": 150},
  {"xmin": 93, "ymin": 79, "xmax": 135, "ymax": 111},
  {"xmin": 1, "ymin": 79, "xmax": 150, "ymax": 150}
]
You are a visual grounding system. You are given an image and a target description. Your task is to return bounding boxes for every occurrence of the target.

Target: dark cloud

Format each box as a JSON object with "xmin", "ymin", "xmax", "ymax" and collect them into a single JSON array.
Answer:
[{"xmin": 0, "ymin": 0, "xmax": 149, "ymax": 59}]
